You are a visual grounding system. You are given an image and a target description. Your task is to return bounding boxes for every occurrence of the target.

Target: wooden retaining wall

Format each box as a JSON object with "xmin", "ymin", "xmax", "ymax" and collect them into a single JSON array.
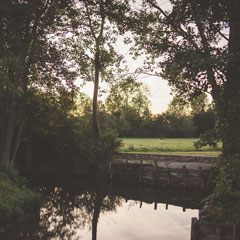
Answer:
[
  {"xmin": 110, "ymin": 153, "xmax": 217, "ymax": 190},
  {"xmin": 113, "ymin": 153, "xmax": 217, "ymax": 163},
  {"xmin": 191, "ymin": 218, "xmax": 240, "ymax": 240}
]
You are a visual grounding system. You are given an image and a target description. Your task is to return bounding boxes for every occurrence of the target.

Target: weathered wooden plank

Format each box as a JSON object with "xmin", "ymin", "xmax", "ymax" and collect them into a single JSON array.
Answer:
[
  {"xmin": 191, "ymin": 217, "xmax": 198, "ymax": 240},
  {"xmin": 139, "ymin": 159, "xmax": 143, "ymax": 183},
  {"xmin": 183, "ymin": 165, "xmax": 187, "ymax": 188}
]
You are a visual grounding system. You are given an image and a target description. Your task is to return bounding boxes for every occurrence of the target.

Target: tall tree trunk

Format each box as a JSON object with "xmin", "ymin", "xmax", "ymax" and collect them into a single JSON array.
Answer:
[
  {"xmin": 10, "ymin": 97, "xmax": 26, "ymax": 164},
  {"xmin": 93, "ymin": 47, "xmax": 100, "ymax": 148},
  {"xmin": 221, "ymin": 0, "xmax": 240, "ymax": 157},
  {"xmin": 25, "ymin": 137, "xmax": 33, "ymax": 168},
  {"xmin": 0, "ymin": 98, "xmax": 17, "ymax": 170},
  {"xmin": 0, "ymin": 100, "xmax": 7, "ymax": 160}
]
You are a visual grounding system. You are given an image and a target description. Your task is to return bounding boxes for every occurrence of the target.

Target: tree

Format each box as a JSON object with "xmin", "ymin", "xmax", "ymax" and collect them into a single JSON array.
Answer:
[
  {"xmin": 166, "ymin": 96, "xmax": 190, "ymax": 116},
  {"xmin": 123, "ymin": 0, "xmax": 240, "ymax": 222},
  {"xmin": 18, "ymin": 87, "xmax": 89, "ymax": 169},
  {"xmin": 105, "ymin": 77, "xmax": 151, "ymax": 137},
  {"xmin": 190, "ymin": 93, "xmax": 210, "ymax": 114},
  {"xmin": 0, "ymin": 0, "xmax": 76, "ymax": 170},
  {"xmin": 106, "ymin": 77, "xmax": 151, "ymax": 115},
  {"xmin": 193, "ymin": 109, "xmax": 216, "ymax": 137},
  {"xmin": 71, "ymin": 0, "xmax": 125, "ymax": 154},
  {"xmin": 126, "ymin": 0, "xmax": 240, "ymax": 157}
]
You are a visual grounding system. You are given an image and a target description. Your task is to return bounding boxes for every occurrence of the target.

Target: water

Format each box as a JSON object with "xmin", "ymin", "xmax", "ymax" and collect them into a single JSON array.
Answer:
[
  {"xmin": 0, "ymin": 178, "xmax": 202, "ymax": 240},
  {"xmin": 78, "ymin": 201, "xmax": 197, "ymax": 240}
]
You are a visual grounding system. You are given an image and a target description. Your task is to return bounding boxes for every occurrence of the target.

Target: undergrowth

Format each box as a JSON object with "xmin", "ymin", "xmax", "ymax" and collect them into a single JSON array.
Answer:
[
  {"xmin": 204, "ymin": 154, "xmax": 240, "ymax": 224},
  {"xmin": 0, "ymin": 166, "xmax": 42, "ymax": 223}
]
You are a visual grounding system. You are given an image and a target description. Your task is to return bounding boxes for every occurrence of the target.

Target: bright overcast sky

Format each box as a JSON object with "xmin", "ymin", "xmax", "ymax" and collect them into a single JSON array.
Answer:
[
  {"xmin": 77, "ymin": 31, "xmax": 173, "ymax": 114},
  {"xmin": 76, "ymin": 0, "xmax": 173, "ymax": 114},
  {"xmin": 79, "ymin": 69, "xmax": 172, "ymax": 114}
]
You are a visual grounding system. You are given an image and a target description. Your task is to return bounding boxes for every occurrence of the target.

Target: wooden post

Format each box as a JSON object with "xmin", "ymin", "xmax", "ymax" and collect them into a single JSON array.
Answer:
[
  {"xmin": 167, "ymin": 167, "xmax": 171, "ymax": 185},
  {"xmin": 152, "ymin": 159, "xmax": 158, "ymax": 186},
  {"xmin": 125, "ymin": 159, "xmax": 128, "ymax": 180},
  {"xmin": 154, "ymin": 202, "xmax": 157, "ymax": 210},
  {"xmin": 109, "ymin": 161, "xmax": 113, "ymax": 182},
  {"xmin": 183, "ymin": 188, "xmax": 187, "ymax": 213},
  {"xmin": 199, "ymin": 166, "xmax": 205, "ymax": 190},
  {"xmin": 183, "ymin": 165, "xmax": 187, "ymax": 188},
  {"xmin": 216, "ymin": 225, "xmax": 223, "ymax": 240},
  {"xmin": 139, "ymin": 159, "xmax": 143, "ymax": 183},
  {"xmin": 140, "ymin": 201, "xmax": 143, "ymax": 208},
  {"xmin": 190, "ymin": 217, "xmax": 198, "ymax": 240},
  {"xmin": 233, "ymin": 224, "xmax": 237, "ymax": 240},
  {"xmin": 166, "ymin": 187, "xmax": 169, "ymax": 210},
  {"xmin": 233, "ymin": 223, "xmax": 240, "ymax": 240}
]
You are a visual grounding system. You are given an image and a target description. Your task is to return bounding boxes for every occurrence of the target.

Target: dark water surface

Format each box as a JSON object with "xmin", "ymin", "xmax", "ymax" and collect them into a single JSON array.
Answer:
[{"xmin": 0, "ymin": 177, "xmax": 203, "ymax": 240}]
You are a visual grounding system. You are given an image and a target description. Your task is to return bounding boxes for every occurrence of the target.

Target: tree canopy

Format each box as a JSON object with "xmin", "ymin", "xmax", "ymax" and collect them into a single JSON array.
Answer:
[
  {"xmin": 122, "ymin": 0, "xmax": 240, "ymax": 157},
  {"xmin": 0, "ymin": 0, "xmax": 77, "ymax": 170}
]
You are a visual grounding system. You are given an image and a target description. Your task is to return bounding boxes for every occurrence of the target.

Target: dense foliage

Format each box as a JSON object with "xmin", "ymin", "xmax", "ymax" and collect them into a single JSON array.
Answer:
[
  {"xmin": 123, "ymin": 0, "xmax": 240, "ymax": 158},
  {"xmin": 0, "ymin": 0, "xmax": 76, "ymax": 170},
  {"xmin": 16, "ymin": 87, "xmax": 121, "ymax": 171},
  {"xmin": 104, "ymin": 86, "xmax": 216, "ymax": 139},
  {"xmin": 0, "ymin": 166, "xmax": 41, "ymax": 222},
  {"xmin": 205, "ymin": 155, "xmax": 240, "ymax": 223}
]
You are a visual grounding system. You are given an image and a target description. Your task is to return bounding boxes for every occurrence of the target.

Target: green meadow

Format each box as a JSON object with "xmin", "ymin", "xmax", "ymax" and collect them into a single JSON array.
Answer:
[{"xmin": 119, "ymin": 138, "xmax": 221, "ymax": 156}]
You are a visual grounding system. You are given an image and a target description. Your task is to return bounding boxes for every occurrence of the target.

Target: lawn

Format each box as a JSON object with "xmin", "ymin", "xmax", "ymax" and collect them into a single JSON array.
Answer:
[{"xmin": 119, "ymin": 138, "xmax": 221, "ymax": 156}]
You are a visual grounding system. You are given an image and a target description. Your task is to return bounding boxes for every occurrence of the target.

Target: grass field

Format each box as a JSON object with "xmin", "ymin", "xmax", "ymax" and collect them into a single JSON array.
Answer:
[{"xmin": 119, "ymin": 138, "xmax": 221, "ymax": 156}]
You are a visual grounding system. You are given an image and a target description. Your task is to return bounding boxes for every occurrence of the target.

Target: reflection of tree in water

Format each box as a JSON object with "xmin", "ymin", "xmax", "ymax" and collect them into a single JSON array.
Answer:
[
  {"xmin": 0, "ymin": 185, "xmax": 123, "ymax": 240},
  {"xmin": 38, "ymin": 186, "xmax": 123, "ymax": 240},
  {"xmin": 0, "ymin": 184, "xmax": 203, "ymax": 240}
]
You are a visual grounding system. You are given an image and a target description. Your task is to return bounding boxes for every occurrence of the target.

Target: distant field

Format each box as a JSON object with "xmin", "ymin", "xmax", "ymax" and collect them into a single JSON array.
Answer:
[{"xmin": 119, "ymin": 138, "xmax": 221, "ymax": 156}]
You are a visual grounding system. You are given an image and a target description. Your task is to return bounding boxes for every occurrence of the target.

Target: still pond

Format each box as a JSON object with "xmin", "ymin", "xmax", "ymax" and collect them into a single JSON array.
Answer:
[{"xmin": 0, "ymin": 178, "xmax": 203, "ymax": 240}]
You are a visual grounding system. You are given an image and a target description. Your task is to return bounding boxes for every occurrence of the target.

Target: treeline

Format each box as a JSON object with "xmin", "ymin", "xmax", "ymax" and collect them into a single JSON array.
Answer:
[
  {"xmin": 113, "ymin": 108, "xmax": 216, "ymax": 138},
  {"xmin": 15, "ymin": 78, "xmax": 216, "ymax": 168},
  {"xmin": 86, "ymin": 80, "xmax": 216, "ymax": 140},
  {"xmin": 96, "ymin": 79, "xmax": 216, "ymax": 139}
]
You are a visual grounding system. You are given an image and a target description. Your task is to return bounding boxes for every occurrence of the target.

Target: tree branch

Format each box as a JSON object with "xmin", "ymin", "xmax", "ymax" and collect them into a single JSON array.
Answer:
[
  {"xmin": 84, "ymin": 0, "xmax": 97, "ymax": 40},
  {"xmin": 146, "ymin": 0, "xmax": 200, "ymax": 50},
  {"xmin": 97, "ymin": 0, "xmax": 105, "ymax": 42}
]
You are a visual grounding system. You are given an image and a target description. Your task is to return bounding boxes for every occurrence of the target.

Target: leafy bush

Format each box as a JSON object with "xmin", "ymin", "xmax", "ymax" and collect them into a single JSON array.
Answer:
[
  {"xmin": 0, "ymin": 166, "xmax": 42, "ymax": 223},
  {"xmin": 194, "ymin": 129, "xmax": 221, "ymax": 150},
  {"xmin": 98, "ymin": 131, "xmax": 122, "ymax": 160},
  {"xmin": 204, "ymin": 154, "xmax": 240, "ymax": 223}
]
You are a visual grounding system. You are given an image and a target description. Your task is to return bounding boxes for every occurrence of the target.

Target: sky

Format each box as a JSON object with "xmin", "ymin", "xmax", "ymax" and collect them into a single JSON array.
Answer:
[
  {"xmin": 75, "ymin": 0, "xmax": 173, "ymax": 114},
  {"xmin": 78, "ymin": 64, "xmax": 172, "ymax": 115},
  {"xmin": 76, "ymin": 35, "xmax": 173, "ymax": 114}
]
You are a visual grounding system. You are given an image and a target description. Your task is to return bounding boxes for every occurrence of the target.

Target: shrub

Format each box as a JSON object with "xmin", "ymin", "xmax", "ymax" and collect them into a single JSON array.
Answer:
[
  {"xmin": 204, "ymin": 154, "xmax": 240, "ymax": 223},
  {"xmin": 0, "ymin": 166, "xmax": 42, "ymax": 223}
]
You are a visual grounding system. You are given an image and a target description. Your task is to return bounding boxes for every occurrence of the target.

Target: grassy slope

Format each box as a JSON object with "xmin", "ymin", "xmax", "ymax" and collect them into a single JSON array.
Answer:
[{"xmin": 119, "ymin": 138, "xmax": 221, "ymax": 156}]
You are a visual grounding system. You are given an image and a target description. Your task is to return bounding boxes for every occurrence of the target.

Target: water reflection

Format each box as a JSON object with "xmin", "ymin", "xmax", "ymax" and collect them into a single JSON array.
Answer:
[
  {"xmin": 0, "ymin": 180, "xmax": 200, "ymax": 240},
  {"xmin": 38, "ymin": 185, "xmax": 123, "ymax": 240}
]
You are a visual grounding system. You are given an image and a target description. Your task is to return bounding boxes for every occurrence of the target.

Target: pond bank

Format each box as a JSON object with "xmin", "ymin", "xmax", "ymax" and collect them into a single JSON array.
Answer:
[
  {"xmin": 0, "ymin": 167, "xmax": 42, "ymax": 227},
  {"xmin": 20, "ymin": 153, "xmax": 217, "ymax": 190}
]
